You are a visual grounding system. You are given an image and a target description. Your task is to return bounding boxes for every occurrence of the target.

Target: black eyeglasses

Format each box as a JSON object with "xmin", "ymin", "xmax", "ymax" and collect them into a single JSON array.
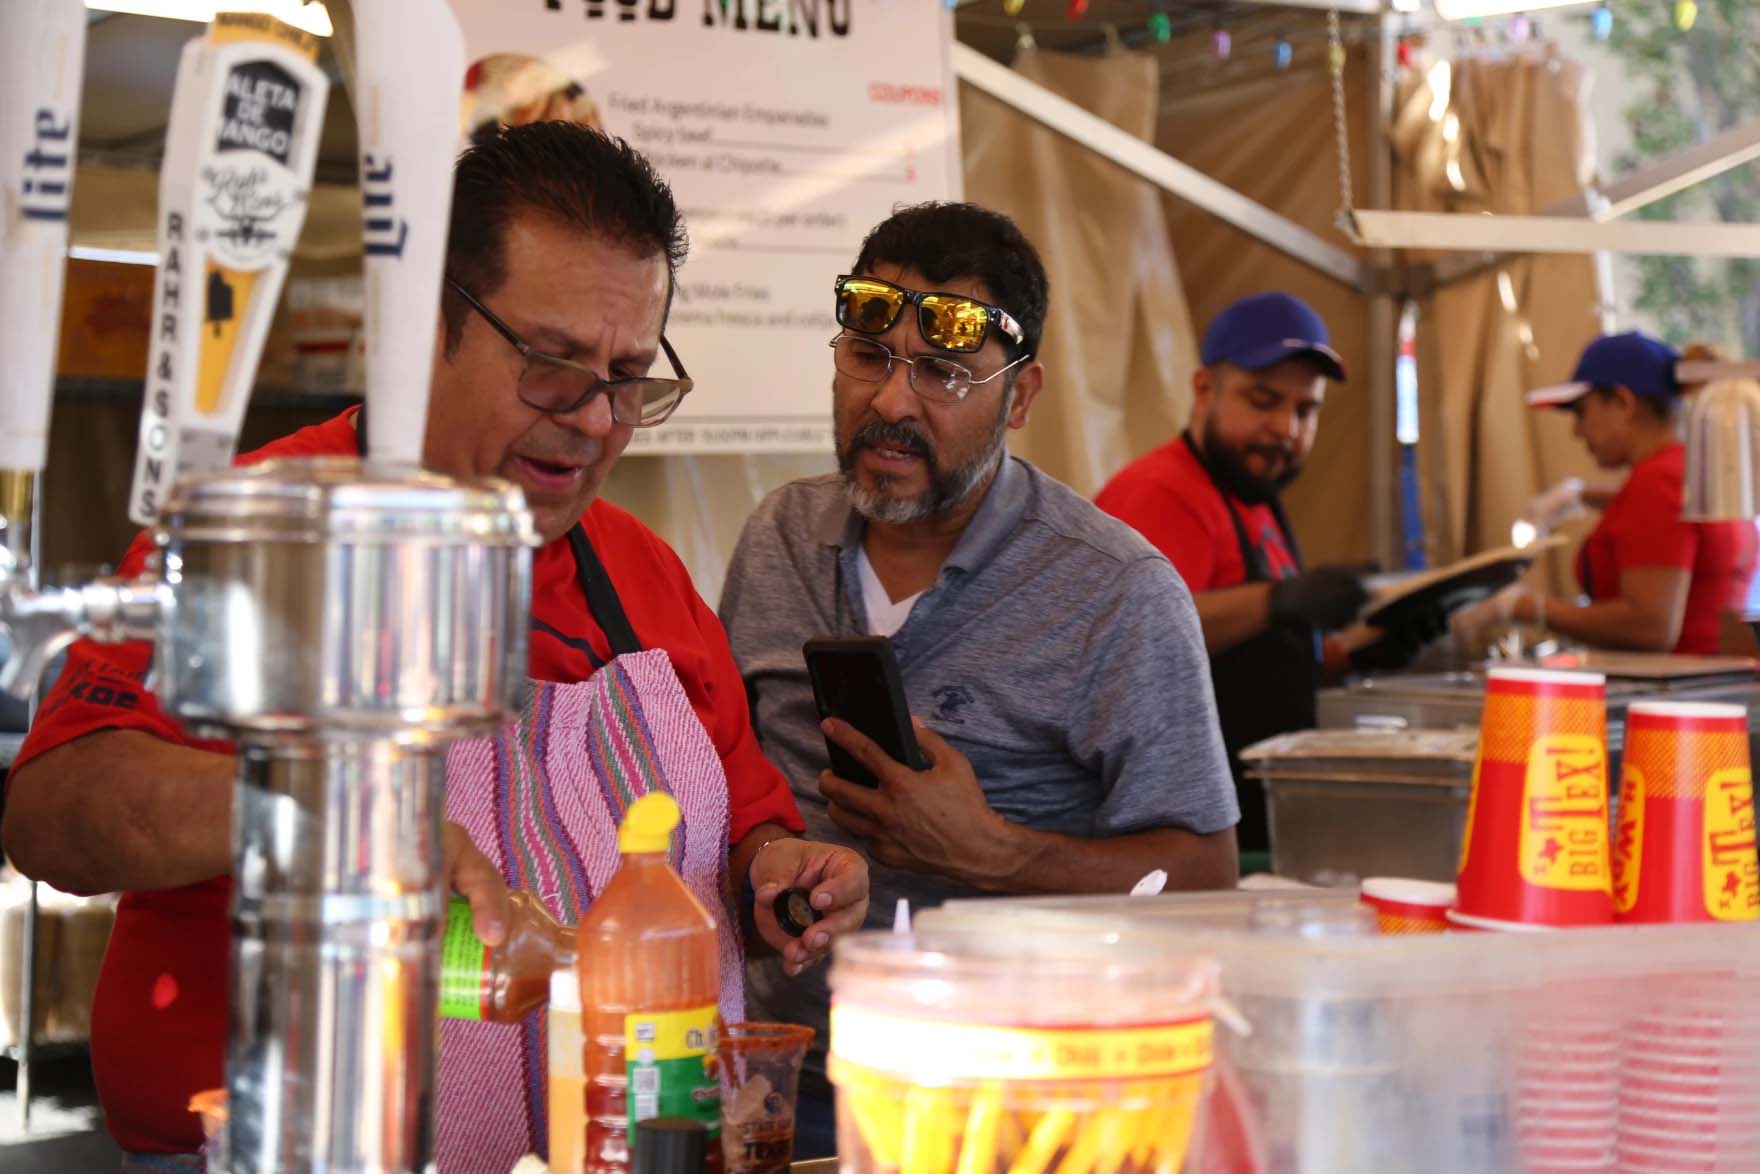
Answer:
[
  {"xmin": 829, "ymin": 333, "xmax": 1028, "ymax": 403},
  {"xmin": 446, "ymin": 278, "xmax": 693, "ymax": 427}
]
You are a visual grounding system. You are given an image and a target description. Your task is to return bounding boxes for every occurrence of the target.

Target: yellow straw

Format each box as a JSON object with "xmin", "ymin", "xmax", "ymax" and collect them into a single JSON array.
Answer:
[
  {"xmin": 1091, "ymin": 1107, "xmax": 1141, "ymax": 1174},
  {"xmin": 955, "ymin": 1084, "xmax": 1005, "ymax": 1174},
  {"xmin": 1129, "ymin": 1102, "xmax": 1165, "ymax": 1170},
  {"xmin": 996, "ymin": 1097, "xmax": 1026, "ymax": 1163},
  {"xmin": 1007, "ymin": 1108, "xmax": 1076, "ymax": 1174},
  {"xmin": 847, "ymin": 1079, "xmax": 905, "ymax": 1170},
  {"xmin": 1054, "ymin": 1112, "xmax": 1111, "ymax": 1174},
  {"xmin": 902, "ymin": 1087, "xmax": 957, "ymax": 1174},
  {"xmin": 1151, "ymin": 1080, "xmax": 1202, "ymax": 1174}
]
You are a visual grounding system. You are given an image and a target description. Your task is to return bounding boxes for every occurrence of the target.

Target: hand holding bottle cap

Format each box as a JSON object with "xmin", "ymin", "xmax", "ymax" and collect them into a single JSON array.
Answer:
[{"xmin": 772, "ymin": 888, "xmax": 822, "ymax": 939}]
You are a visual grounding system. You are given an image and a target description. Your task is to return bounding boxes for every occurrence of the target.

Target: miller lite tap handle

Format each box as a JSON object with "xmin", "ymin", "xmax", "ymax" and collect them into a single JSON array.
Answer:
[
  {"xmin": 352, "ymin": 0, "xmax": 467, "ymax": 467},
  {"xmin": 126, "ymin": 15, "xmax": 329, "ymax": 527},
  {"xmin": 0, "ymin": 0, "xmax": 86, "ymax": 480}
]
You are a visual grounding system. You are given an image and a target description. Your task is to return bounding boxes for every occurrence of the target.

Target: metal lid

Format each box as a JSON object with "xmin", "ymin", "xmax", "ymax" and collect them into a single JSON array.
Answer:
[{"xmin": 155, "ymin": 457, "xmax": 538, "ymax": 546}]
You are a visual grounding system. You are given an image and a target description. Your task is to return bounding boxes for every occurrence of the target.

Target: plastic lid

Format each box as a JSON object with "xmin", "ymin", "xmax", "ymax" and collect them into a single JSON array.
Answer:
[
  {"xmin": 550, "ymin": 967, "xmax": 580, "ymax": 1014},
  {"xmin": 619, "ymin": 793, "xmax": 681, "ymax": 854},
  {"xmin": 632, "ymin": 1117, "xmax": 706, "ymax": 1174},
  {"xmin": 1361, "ymin": 877, "xmax": 1457, "ymax": 907},
  {"xmin": 157, "ymin": 456, "xmax": 538, "ymax": 546}
]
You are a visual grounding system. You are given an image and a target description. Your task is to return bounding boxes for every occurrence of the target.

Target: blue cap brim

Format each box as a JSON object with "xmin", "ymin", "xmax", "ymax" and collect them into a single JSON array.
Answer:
[{"xmin": 1228, "ymin": 340, "xmax": 1348, "ymax": 383}]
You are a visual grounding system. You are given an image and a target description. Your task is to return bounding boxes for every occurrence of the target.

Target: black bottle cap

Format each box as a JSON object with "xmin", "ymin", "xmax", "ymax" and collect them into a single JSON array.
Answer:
[
  {"xmin": 633, "ymin": 1116, "xmax": 707, "ymax": 1174},
  {"xmin": 772, "ymin": 887, "xmax": 823, "ymax": 938}
]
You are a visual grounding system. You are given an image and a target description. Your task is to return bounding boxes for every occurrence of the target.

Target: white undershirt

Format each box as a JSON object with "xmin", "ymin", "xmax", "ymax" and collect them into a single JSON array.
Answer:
[{"xmin": 855, "ymin": 544, "xmax": 925, "ymax": 638}]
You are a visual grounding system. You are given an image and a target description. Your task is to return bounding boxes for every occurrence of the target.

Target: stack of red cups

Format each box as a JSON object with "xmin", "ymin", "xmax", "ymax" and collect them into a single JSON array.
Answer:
[
  {"xmin": 1450, "ymin": 667, "xmax": 1618, "ymax": 1172},
  {"xmin": 1610, "ymin": 700, "xmax": 1760, "ymax": 1174}
]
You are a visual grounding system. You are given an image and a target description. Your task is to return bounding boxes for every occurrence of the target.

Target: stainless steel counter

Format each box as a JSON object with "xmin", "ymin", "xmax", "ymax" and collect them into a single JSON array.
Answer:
[
  {"xmin": 1318, "ymin": 669, "xmax": 1760, "ymax": 743},
  {"xmin": 1260, "ymin": 667, "xmax": 1760, "ymax": 884}
]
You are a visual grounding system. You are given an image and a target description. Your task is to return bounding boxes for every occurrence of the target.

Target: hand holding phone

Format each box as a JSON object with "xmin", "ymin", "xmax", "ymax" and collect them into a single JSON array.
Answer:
[{"xmin": 803, "ymin": 636, "xmax": 927, "ymax": 788}]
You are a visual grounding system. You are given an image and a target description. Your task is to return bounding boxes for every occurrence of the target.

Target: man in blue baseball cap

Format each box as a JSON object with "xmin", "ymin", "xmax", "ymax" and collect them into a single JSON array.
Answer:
[{"xmin": 1098, "ymin": 292, "xmax": 1434, "ymax": 851}]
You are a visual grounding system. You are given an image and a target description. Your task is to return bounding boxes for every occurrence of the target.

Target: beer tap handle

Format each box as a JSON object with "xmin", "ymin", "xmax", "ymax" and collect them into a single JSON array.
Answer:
[
  {"xmin": 0, "ymin": 0, "xmax": 87, "ymax": 580},
  {"xmin": 126, "ymin": 16, "xmax": 330, "ymax": 526},
  {"xmin": 352, "ymin": 0, "xmax": 467, "ymax": 468},
  {"xmin": 0, "ymin": 577, "xmax": 169, "ymax": 699}
]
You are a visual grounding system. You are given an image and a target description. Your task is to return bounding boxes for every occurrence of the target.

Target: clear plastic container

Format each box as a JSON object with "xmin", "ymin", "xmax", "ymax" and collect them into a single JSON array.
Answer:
[
  {"xmin": 828, "ymin": 925, "xmax": 1219, "ymax": 1174},
  {"xmin": 922, "ymin": 890, "xmax": 1760, "ymax": 1174},
  {"xmin": 190, "ymin": 1087, "xmax": 227, "ymax": 1172},
  {"xmin": 550, "ymin": 967, "xmax": 585, "ymax": 1174}
]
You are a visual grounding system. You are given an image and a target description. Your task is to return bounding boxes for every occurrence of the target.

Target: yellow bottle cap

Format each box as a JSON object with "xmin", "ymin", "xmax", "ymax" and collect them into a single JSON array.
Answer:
[{"xmin": 618, "ymin": 793, "xmax": 681, "ymax": 854}]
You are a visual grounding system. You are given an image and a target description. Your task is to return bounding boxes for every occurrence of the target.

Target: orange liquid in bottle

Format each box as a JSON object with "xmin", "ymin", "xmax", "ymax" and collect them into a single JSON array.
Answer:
[{"xmin": 578, "ymin": 794, "xmax": 723, "ymax": 1174}]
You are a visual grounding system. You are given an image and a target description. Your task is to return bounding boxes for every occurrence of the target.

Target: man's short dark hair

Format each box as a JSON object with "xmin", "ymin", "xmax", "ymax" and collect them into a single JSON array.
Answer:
[
  {"xmin": 1587, "ymin": 383, "xmax": 1673, "ymax": 423},
  {"xmin": 442, "ymin": 121, "xmax": 688, "ymax": 353},
  {"xmin": 850, "ymin": 202, "xmax": 1049, "ymax": 360}
]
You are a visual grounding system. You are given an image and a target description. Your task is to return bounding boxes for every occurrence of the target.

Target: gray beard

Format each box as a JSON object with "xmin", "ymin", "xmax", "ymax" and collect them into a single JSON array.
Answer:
[{"xmin": 842, "ymin": 393, "xmax": 1011, "ymax": 524}]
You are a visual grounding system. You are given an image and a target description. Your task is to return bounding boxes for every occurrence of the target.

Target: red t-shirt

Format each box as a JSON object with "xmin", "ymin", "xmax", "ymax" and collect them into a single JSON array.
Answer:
[
  {"xmin": 1095, "ymin": 435, "xmax": 1300, "ymax": 590},
  {"xmin": 1576, "ymin": 441, "xmax": 1757, "ymax": 655},
  {"xmin": 11, "ymin": 408, "xmax": 801, "ymax": 1154}
]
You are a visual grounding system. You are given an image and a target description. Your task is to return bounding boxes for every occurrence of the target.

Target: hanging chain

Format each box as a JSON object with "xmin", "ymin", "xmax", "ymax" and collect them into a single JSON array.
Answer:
[{"xmin": 1327, "ymin": 8, "xmax": 1361, "ymax": 241}]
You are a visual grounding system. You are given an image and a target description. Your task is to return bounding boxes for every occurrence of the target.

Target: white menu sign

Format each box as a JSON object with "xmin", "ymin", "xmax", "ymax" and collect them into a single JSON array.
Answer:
[{"xmin": 449, "ymin": 0, "xmax": 962, "ymax": 453}]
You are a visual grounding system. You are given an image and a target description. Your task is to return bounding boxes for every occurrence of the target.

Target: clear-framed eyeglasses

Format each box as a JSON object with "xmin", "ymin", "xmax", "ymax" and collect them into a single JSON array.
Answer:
[
  {"xmin": 447, "ymin": 277, "xmax": 693, "ymax": 427},
  {"xmin": 828, "ymin": 333, "xmax": 1028, "ymax": 404}
]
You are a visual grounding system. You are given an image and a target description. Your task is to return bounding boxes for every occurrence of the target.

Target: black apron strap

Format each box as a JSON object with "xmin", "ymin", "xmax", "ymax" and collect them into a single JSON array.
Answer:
[
  {"xmin": 1182, "ymin": 432, "xmax": 1301, "ymax": 581},
  {"xmin": 567, "ymin": 524, "xmax": 643, "ymax": 658},
  {"xmin": 1181, "ymin": 432, "xmax": 1318, "ymax": 853}
]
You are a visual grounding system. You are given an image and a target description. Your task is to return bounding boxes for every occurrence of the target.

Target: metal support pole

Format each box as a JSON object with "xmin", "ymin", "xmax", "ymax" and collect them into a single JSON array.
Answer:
[
  {"xmin": 16, "ymin": 883, "xmax": 36, "ymax": 1133},
  {"xmin": 951, "ymin": 43, "xmax": 1369, "ymax": 290},
  {"xmin": 15, "ymin": 469, "xmax": 42, "ymax": 1133},
  {"xmin": 1366, "ymin": 15, "xmax": 1399, "ymax": 570}
]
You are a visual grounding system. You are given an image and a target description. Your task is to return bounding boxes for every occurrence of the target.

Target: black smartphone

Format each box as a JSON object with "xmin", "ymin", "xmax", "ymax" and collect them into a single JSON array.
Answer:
[{"xmin": 803, "ymin": 636, "xmax": 928, "ymax": 787}]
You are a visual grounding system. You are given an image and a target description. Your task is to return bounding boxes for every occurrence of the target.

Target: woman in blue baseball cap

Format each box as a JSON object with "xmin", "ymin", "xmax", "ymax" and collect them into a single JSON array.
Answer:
[{"xmin": 1454, "ymin": 334, "xmax": 1756, "ymax": 655}]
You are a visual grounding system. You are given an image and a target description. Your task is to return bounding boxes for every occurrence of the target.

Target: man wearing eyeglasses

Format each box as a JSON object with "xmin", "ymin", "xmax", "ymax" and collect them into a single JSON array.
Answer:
[
  {"xmin": 718, "ymin": 202, "xmax": 1239, "ymax": 1155},
  {"xmin": 5, "ymin": 122, "xmax": 868, "ymax": 1171}
]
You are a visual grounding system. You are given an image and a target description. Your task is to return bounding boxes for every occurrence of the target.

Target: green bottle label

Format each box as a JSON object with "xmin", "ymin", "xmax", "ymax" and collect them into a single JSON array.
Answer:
[
  {"xmin": 439, "ymin": 897, "xmax": 489, "ymax": 1021},
  {"xmin": 625, "ymin": 1005, "xmax": 721, "ymax": 1140}
]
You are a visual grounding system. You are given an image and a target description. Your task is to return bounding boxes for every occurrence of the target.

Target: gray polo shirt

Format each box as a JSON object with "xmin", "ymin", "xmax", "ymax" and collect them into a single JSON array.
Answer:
[{"xmin": 718, "ymin": 455, "xmax": 1236, "ymax": 1071}]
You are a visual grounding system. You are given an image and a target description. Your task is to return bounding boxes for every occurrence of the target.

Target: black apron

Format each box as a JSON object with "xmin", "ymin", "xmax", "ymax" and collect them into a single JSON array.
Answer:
[
  {"xmin": 353, "ymin": 404, "xmax": 642, "ymax": 659},
  {"xmin": 1183, "ymin": 434, "xmax": 1319, "ymax": 853}
]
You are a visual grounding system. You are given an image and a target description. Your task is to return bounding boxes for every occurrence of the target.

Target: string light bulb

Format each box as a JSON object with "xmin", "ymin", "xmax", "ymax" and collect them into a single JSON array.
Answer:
[
  {"xmin": 1396, "ymin": 37, "xmax": 1413, "ymax": 68},
  {"xmin": 1211, "ymin": 22, "xmax": 1232, "ymax": 60},
  {"xmin": 1590, "ymin": 2, "xmax": 1612, "ymax": 39},
  {"xmin": 1274, "ymin": 33, "xmax": 1293, "ymax": 71},
  {"xmin": 1066, "ymin": 0, "xmax": 1086, "ymax": 20},
  {"xmin": 1003, "ymin": 0, "xmax": 1024, "ymax": 13},
  {"xmin": 1674, "ymin": 0, "xmax": 1697, "ymax": 31},
  {"xmin": 1508, "ymin": 11, "xmax": 1531, "ymax": 43},
  {"xmin": 1328, "ymin": 40, "xmax": 1347, "ymax": 73},
  {"xmin": 1148, "ymin": 11, "xmax": 1171, "ymax": 43}
]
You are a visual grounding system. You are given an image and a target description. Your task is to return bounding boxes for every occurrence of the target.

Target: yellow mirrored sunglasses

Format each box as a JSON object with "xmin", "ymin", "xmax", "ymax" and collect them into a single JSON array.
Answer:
[{"xmin": 834, "ymin": 275, "xmax": 1026, "ymax": 356}]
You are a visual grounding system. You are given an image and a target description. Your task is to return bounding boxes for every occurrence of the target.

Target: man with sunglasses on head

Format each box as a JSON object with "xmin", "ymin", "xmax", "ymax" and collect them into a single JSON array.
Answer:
[
  {"xmin": 718, "ymin": 202, "xmax": 1239, "ymax": 1155},
  {"xmin": 5, "ymin": 122, "xmax": 868, "ymax": 1172}
]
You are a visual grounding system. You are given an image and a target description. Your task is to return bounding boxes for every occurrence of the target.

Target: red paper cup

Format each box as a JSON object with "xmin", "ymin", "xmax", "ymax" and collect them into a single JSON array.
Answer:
[
  {"xmin": 1456, "ymin": 668, "xmax": 1614, "ymax": 927},
  {"xmin": 1613, "ymin": 701, "xmax": 1759, "ymax": 924},
  {"xmin": 1360, "ymin": 877, "xmax": 1455, "ymax": 934}
]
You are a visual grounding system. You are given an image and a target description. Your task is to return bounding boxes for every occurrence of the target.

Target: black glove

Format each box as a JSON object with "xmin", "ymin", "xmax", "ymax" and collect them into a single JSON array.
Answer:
[
  {"xmin": 1268, "ymin": 565, "xmax": 1371, "ymax": 631},
  {"xmin": 1349, "ymin": 600, "xmax": 1450, "ymax": 673}
]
